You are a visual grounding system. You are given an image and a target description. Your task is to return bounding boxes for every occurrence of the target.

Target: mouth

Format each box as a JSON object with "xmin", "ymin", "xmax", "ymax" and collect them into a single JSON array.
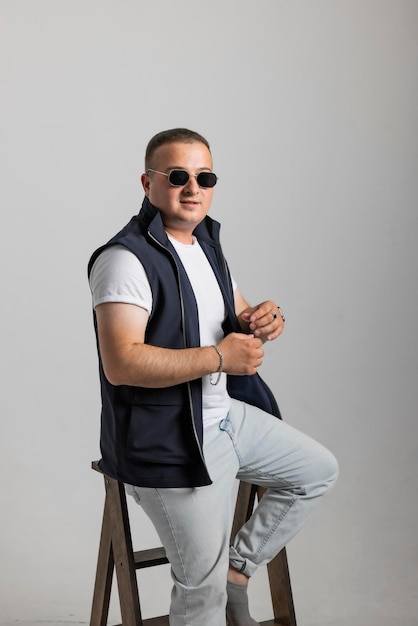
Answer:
[{"xmin": 180, "ymin": 199, "xmax": 200, "ymax": 206}]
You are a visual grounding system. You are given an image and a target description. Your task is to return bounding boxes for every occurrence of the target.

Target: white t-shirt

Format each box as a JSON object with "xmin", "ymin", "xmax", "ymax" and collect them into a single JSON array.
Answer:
[{"xmin": 89, "ymin": 241, "xmax": 237, "ymax": 427}]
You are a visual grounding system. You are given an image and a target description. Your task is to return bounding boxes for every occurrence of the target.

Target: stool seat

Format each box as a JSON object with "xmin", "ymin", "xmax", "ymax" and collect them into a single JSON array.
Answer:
[{"xmin": 90, "ymin": 461, "xmax": 297, "ymax": 626}]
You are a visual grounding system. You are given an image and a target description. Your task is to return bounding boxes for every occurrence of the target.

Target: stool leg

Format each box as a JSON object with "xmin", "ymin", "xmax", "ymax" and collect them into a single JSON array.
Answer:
[
  {"xmin": 231, "ymin": 482, "xmax": 256, "ymax": 538},
  {"xmin": 106, "ymin": 476, "xmax": 143, "ymax": 626},
  {"xmin": 255, "ymin": 486, "xmax": 297, "ymax": 626},
  {"xmin": 90, "ymin": 492, "xmax": 115, "ymax": 626},
  {"xmin": 231, "ymin": 483, "xmax": 298, "ymax": 626},
  {"xmin": 267, "ymin": 548, "xmax": 297, "ymax": 626}
]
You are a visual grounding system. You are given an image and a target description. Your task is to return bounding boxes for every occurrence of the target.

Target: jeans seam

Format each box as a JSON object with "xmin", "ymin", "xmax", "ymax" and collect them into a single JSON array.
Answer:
[
  {"xmin": 234, "ymin": 465, "xmax": 298, "ymax": 558},
  {"xmin": 240, "ymin": 465, "xmax": 296, "ymax": 488},
  {"xmin": 254, "ymin": 496, "xmax": 296, "ymax": 558}
]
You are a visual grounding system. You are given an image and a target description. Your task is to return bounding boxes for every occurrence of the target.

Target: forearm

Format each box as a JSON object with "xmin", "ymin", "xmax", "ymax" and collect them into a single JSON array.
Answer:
[
  {"xmin": 101, "ymin": 342, "xmax": 220, "ymax": 388},
  {"xmin": 96, "ymin": 303, "xmax": 265, "ymax": 387}
]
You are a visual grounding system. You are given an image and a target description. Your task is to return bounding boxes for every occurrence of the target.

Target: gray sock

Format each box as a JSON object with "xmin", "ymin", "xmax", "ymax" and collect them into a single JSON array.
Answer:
[{"xmin": 226, "ymin": 581, "xmax": 260, "ymax": 626}]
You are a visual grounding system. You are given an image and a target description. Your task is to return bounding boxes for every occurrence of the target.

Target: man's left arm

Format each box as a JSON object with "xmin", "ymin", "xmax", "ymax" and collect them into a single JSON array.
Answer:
[{"xmin": 234, "ymin": 288, "xmax": 285, "ymax": 343}]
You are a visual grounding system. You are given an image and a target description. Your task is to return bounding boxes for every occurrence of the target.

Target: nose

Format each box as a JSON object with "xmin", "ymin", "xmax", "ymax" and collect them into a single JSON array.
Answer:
[{"xmin": 183, "ymin": 174, "xmax": 200, "ymax": 194}]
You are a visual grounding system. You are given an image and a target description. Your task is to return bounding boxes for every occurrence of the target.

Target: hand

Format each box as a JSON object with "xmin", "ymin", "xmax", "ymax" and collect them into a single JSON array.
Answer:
[
  {"xmin": 218, "ymin": 333, "xmax": 264, "ymax": 375},
  {"xmin": 238, "ymin": 301, "xmax": 285, "ymax": 342}
]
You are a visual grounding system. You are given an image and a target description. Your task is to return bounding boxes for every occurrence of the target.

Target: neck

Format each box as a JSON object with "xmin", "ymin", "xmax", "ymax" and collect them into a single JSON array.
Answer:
[{"xmin": 165, "ymin": 228, "xmax": 194, "ymax": 245}]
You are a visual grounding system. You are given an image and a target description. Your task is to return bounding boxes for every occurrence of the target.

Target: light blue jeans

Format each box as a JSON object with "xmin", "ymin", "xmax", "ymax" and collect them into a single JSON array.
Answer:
[{"xmin": 127, "ymin": 399, "xmax": 338, "ymax": 626}]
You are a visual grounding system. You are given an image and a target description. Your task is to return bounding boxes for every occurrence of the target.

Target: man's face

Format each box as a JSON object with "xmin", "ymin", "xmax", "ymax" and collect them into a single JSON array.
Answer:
[{"xmin": 141, "ymin": 141, "xmax": 215, "ymax": 242}]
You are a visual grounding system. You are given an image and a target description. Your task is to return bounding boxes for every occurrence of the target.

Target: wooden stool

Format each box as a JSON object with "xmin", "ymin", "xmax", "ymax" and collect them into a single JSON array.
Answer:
[{"xmin": 90, "ymin": 461, "xmax": 297, "ymax": 626}]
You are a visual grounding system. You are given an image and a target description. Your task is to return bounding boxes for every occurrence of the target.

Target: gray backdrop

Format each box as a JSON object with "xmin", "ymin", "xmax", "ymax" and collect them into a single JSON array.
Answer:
[{"xmin": 1, "ymin": 1, "xmax": 417, "ymax": 625}]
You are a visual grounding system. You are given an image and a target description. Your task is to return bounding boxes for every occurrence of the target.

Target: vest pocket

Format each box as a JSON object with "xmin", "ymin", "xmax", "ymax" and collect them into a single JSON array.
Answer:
[{"xmin": 126, "ymin": 402, "xmax": 198, "ymax": 465}]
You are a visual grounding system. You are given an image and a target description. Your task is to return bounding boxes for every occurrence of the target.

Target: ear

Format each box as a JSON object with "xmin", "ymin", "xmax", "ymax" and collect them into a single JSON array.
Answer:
[{"xmin": 141, "ymin": 172, "xmax": 150, "ymax": 196}]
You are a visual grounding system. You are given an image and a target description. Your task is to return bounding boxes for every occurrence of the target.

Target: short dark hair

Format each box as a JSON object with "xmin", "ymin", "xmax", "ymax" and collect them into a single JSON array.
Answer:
[{"xmin": 145, "ymin": 128, "xmax": 211, "ymax": 170}]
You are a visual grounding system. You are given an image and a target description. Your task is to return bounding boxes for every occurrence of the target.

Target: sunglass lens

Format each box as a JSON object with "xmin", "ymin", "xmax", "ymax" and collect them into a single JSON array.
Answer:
[
  {"xmin": 196, "ymin": 172, "xmax": 218, "ymax": 188},
  {"xmin": 168, "ymin": 170, "xmax": 190, "ymax": 186},
  {"xmin": 167, "ymin": 169, "xmax": 218, "ymax": 188}
]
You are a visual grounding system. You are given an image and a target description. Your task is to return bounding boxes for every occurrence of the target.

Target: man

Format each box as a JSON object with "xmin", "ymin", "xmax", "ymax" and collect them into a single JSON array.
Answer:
[{"xmin": 88, "ymin": 128, "xmax": 338, "ymax": 626}]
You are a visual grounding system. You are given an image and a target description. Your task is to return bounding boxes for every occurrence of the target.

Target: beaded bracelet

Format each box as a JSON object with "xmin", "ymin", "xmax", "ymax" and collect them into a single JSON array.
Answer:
[{"xmin": 210, "ymin": 344, "xmax": 224, "ymax": 386}]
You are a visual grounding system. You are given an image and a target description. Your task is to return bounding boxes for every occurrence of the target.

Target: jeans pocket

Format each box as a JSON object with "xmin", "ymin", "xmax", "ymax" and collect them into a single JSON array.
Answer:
[{"xmin": 219, "ymin": 415, "xmax": 235, "ymax": 442}]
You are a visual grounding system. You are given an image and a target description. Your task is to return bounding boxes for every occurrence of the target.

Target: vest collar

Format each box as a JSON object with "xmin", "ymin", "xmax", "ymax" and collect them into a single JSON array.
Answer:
[{"xmin": 139, "ymin": 197, "xmax": 221, "ymax": 248}]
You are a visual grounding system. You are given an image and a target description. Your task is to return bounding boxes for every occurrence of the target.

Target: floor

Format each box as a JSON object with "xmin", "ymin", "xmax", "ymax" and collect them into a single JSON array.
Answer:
[{"xmin": 2, "ymin": 609, "xmax": 417, "ymax": 626}]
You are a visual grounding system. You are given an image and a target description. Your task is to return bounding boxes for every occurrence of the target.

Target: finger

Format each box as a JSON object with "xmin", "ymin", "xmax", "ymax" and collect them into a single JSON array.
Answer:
[
  {"xmin": 249, "ymin": 301, "xmax": 276, "ymax": 323},
  {"xmin": 240, "ymin": 308, "xmax": 255, "ymax": 321},
  {"xmin": 251, "ymin": 312, "xmax": 279, "ymax": 333},
  {"xmin": 266, "ymin": 319, "xmax": 285, "ymax": 341},
  {"xmin": 248, "ymin": 303, "xmax": 285, "ymax": 338},
  {"xmin": 255, "ymin": 315, "xmax": 285, "ymax": 339},
  {"xmin": 253, "ymin": 321, "xmax": 281, "ymax": 338},
  {"xmin": 270, "ymin": 325, "xmax": 283, "ymax": 339},
  {"xmin": 259, "ymin": 304, "xmax": 285, "ymax": 326}
]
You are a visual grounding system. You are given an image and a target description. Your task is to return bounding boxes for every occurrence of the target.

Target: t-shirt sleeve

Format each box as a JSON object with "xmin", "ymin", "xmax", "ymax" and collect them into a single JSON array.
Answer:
[{"xmin": 89, "ymin": 245, "xmax": 152, "ymax": 314}]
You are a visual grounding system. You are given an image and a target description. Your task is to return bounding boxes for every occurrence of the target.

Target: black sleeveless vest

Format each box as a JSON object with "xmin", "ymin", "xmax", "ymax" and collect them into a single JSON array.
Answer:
[{"xmin": 88, "ymin": 198, "xmax": 280, "ymax": 487}]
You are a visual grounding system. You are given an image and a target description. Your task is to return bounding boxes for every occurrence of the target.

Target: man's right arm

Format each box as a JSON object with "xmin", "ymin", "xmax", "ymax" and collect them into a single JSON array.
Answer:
[{"xmin": 95, "ymin": 302, "xmax": 264, "ymax": 388}]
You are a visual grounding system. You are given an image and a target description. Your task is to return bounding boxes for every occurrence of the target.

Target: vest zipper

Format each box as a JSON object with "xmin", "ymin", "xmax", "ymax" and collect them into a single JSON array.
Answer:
[{"xmin": 147, "ymin": 231, "xmax": 208, "ymax": 472}]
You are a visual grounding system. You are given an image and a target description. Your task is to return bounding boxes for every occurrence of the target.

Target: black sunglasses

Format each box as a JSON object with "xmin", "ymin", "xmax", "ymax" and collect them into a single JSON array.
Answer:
[{"xmin": 147, "ymin": 168, "xmax": 218, "ymax": 189}]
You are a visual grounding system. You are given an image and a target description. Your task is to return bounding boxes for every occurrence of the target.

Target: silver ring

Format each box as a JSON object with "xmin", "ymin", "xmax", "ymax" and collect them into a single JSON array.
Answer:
[
  {"xmin": 271, "ymin": 311, "xmax": 277, "ymax": 320},
  {"xmin": 278, "ymin": 307, "xmax": 285, "ymax": 322}
]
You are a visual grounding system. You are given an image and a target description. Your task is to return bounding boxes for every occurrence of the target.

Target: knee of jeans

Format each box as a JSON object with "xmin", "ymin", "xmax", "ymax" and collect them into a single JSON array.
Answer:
[
  {"xmin": 180, "ymin": 578, "xmax": 227, "ymax": 607},
  {"xmin": 321, "ymin": 449, "xmax": 339, "ymax": 490},
  {"xmin": 306, "ymin": 447, "xmax": 339, "ymax": 494}
]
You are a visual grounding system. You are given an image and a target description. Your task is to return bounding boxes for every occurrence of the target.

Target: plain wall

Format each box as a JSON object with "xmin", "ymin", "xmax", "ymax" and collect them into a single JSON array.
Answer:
[{"xmin": 1, "ymin": 1, "xmax": 417, "ymax": 625}]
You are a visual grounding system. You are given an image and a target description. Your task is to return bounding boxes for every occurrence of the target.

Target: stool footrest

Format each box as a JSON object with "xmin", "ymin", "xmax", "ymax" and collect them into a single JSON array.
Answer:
[
  {"xmin": 133, "ymin": 547, "xmax": 169, "ymax": 569},
  {"xmin": 114, "ymin": 618, "xmax": 169, "ymax": 625}
]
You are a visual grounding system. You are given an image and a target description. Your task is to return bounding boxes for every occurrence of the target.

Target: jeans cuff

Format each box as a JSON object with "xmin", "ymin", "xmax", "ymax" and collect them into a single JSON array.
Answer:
[{"xmin": 229, "ymin": 546, "xmax": 254, "ymax": 577}]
